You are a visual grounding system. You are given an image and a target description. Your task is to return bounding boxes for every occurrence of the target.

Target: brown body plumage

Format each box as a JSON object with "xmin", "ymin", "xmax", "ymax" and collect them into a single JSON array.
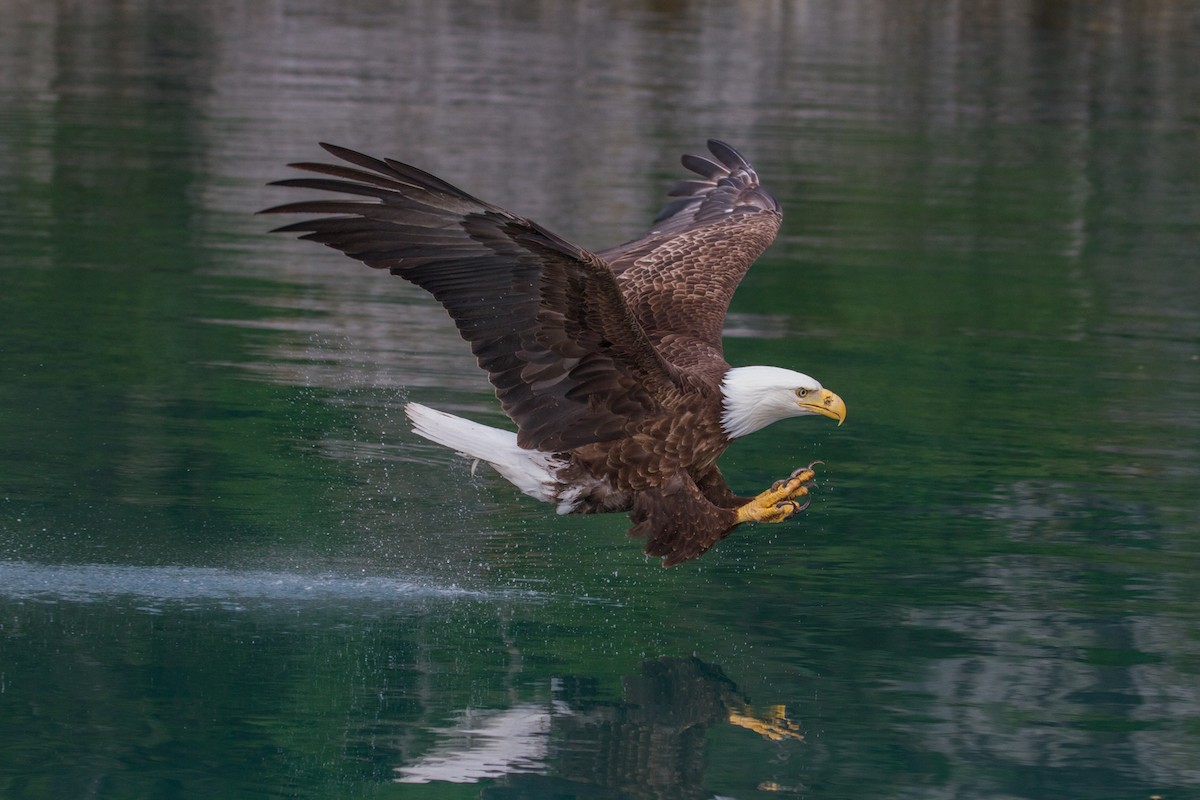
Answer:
[{"xmin": 262, "ymin": 141, "xmax": 844, "ymax": 565}]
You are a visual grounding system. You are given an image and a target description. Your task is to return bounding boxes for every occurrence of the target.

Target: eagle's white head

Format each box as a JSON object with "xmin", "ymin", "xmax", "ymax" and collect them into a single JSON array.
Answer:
[{"xmin": 720, "ymin": 366, "xmax": 847, "ymax": 440}]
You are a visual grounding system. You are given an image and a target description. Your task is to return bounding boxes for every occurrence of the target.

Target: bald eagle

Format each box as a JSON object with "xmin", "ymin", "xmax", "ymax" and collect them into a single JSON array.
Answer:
[{"xmin": 261, "ymin": 140, "xmax": 846, "ymax": 566}]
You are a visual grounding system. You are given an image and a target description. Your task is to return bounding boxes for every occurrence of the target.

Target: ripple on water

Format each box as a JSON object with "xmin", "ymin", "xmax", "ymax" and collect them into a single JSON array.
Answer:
[{"xmin": 0, "ymin": 559, "xmax": 532, "ymax": 612}]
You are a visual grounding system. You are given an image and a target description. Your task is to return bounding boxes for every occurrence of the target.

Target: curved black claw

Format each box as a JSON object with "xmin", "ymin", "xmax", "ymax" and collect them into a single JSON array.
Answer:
[
  {"xmin": 790, "ymin": 460, "xmax": 823, "ymax": 478},
  {"xmin": 775, "ymin": 497, "xmax": 812, "ymax": 516}
]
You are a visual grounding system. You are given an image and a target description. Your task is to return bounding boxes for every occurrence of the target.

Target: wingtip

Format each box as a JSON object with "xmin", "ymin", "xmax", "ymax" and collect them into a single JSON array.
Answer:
[
  {"xmin": 257, "ymin": 197, "xmax": 291, "ymax": 215},
  {"xmin": 263, "ymin": 177, "xmax": 299, "ymax": 191},
  {"xmin": 705, "ymin": 139, "xmax": 749, "ymax": 171},
  {"xmin": 317, "ymin": 141, "xmax": 364, "ymax": 163}
]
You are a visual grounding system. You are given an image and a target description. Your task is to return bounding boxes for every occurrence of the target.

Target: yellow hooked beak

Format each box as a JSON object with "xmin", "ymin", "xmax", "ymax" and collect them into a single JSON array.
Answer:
[{"xmin": 800, "ymin": 388, "xmax": 847, "ymax": 426}]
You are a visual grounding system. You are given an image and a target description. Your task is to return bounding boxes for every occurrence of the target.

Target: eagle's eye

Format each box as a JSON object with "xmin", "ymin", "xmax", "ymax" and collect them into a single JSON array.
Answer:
[{"xmin": 795, "ymin": 388, "xmax": 809, "ymax": 399}]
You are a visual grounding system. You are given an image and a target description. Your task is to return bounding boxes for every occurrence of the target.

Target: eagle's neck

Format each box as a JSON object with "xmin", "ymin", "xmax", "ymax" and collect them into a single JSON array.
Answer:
[{"xmin": 719, "ymin": 365, "xmax": 805, "ymax": 440}]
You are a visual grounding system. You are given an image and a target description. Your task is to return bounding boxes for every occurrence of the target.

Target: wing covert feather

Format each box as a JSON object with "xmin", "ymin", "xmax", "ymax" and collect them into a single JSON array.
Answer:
[{"xmin": 598, "ymin": 140, "xmax": 783, "ymax": 353}]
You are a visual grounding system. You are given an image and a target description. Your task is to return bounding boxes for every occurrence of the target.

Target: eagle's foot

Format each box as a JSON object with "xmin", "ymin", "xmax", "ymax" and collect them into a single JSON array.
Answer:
[
  {"xmin": 761, "ymin": 461, "xmax": 820, "ymax": 505},
  {"xmin": 726, "ymin": 703, "xmax": 805, "ymax": 742},
  {"xmin": 735, "ymin": 462, "xmax": 819, "ymax": 524},
  {"xmin": 736, "ymin": 497, "xmax": 810, "ymax": 524}
]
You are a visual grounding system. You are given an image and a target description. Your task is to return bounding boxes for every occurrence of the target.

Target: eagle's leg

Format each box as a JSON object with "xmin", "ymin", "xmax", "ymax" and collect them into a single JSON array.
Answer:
[{"xmin": 734, "ymin": 462, "xmax": 820, "ymax": 524}]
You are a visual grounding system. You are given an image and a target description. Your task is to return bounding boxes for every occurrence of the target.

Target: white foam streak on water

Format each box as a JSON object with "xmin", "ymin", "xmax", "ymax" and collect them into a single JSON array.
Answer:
[{"xmin": 0, "ymin": 560, "xmax": 505, "ymax": 608}]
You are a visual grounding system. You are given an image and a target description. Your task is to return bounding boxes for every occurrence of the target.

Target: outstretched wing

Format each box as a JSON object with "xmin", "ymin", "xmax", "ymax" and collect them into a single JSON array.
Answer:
[
  {"xmin": 260, "ymin": 144, "xmax": 679, "ymax": 452},
  {"xmin": 599, "ymin": 140, "xmax": 783, "ymax": 354}
]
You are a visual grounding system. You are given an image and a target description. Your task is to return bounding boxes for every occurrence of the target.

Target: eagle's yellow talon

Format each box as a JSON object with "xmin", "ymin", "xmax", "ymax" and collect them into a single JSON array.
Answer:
[
  {"xmin": 727, "ymin": 703, "xmax": 805, "ymax": 742},
  {"xmin": 758, "ymin": 467, "xmax": 817, "ymax": 505},
  {"xmin": 783, "ymin": 496, "xmax": 811, "ymax": 514},
  {"xmin": 734, "ymin": 464, "xmax": 819, "ymax": 524}
]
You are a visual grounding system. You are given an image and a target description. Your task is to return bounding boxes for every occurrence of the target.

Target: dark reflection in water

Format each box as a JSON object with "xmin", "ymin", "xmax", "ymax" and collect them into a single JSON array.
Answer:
[
  {"xmin": 394, "ymin": 657, "xmax": 801, "ymax": 793},
  {"xmin": 2, "ymin": 589, "xmax": 812, "ymax": 799},
  {"xmin": 2, "ymin": 1, "xmax": 1199, "ymax": 799}
]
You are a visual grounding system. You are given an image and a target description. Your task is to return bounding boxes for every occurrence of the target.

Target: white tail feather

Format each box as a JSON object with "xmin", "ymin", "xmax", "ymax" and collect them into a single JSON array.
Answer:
[{"xmin": 405, "ymin": 403, "xmax": 565, "ymax": 505}]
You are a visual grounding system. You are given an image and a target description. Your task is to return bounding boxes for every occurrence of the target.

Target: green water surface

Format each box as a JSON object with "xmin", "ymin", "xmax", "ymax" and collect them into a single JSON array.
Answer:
[{"xmin": 2, "ymin": 2, "xmax": 1198, "ymax": 798}]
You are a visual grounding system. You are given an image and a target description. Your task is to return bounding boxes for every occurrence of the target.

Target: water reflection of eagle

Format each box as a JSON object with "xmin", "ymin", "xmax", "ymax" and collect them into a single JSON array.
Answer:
[
  {"xmin": 263, "ymin": 141, "xmax": 845, "ymax": 565},
  {"xmin": 395, "ymin": 656, "xmax": 802, "ymax": 794}
]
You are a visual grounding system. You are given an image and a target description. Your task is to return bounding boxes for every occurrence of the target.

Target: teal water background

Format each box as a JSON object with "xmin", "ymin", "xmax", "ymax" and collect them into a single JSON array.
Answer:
[{"xmin": 2, "ymin": 2, "xmax": 1198, "ymax": 798}]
